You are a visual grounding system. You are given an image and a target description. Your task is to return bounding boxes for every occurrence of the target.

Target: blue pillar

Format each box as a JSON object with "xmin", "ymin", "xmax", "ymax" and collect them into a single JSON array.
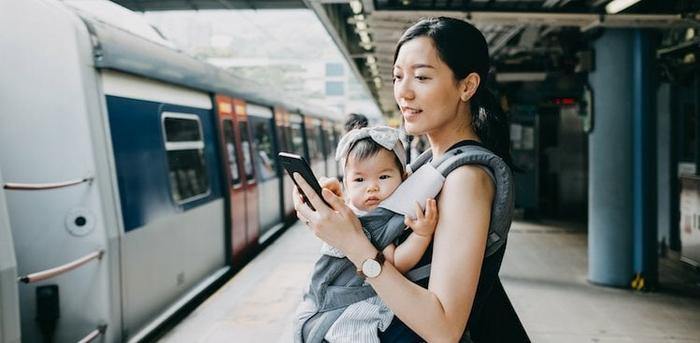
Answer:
[{"xmin": 588, "ymin": 29, "xmax": 657, "ymax": 288}]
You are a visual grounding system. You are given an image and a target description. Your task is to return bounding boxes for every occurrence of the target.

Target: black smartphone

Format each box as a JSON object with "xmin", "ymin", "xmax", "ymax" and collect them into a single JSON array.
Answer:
[{"xmin": 278, "ymin": 152, "xmax": 330, "ymax": 210}]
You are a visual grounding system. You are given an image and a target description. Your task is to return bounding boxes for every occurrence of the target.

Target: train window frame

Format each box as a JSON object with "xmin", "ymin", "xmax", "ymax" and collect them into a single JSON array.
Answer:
[
  {"xmin": 250, "ymin": 117, "xmax": 277, "ymax": 182},
  {"xmin": 238, "ymin": 121, "xmax": 256, "ymax": 182},
  {"xmin": 222, "ymin": 119, "xmax": 243, "ymax": 187},
  {"xmin": 161, "ymin": 112, "xmax": 211, "ymax": 205},
  {"xmin": 290, "ymin": 123, "xmax": 304, "ymax": 156}
]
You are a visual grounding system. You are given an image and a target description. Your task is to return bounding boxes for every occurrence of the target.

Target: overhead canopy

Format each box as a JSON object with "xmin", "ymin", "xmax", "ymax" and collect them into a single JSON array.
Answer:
[
  {"xmin": 113, "ymin": 0, "xmax": 700, "ymax": 115},
  {"xmin": 112, "ymin": 0, "xmax": 306, "ymax": 10},
  {"xmin": 302, "ymin": 0, "xmax": 700, "ymax": 114}
]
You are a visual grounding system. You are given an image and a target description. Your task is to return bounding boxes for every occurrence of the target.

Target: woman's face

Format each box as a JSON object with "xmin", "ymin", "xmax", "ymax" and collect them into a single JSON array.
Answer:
[{"xmin": 393, "ymin": 36, "xmax": 468, "ymax": 136}]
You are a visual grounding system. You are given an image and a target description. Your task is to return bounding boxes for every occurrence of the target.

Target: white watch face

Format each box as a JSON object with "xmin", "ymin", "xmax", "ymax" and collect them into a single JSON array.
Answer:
[{"xmin": 362, "ymin": 259, "xmax": 381, "ymax": 278}]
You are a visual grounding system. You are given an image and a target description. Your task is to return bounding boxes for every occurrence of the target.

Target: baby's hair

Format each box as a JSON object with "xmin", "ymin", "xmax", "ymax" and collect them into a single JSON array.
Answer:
[
  {"xmin": 344, "ymin": 113, "xmax": 369, "ymax": 132},
  {"xmin": 346, "ymin": 138, "xmax": 406, "ymax": 179}
]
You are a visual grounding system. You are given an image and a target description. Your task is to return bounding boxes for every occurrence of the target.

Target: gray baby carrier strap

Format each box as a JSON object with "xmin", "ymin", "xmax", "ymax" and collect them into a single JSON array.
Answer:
[
  {"xmin": 297, "ymin": 145, "xmax": 513, "ymax": 343},
  {"xmin": 411, "ymin": 144, "xmax": 514, "ymax": 264}
]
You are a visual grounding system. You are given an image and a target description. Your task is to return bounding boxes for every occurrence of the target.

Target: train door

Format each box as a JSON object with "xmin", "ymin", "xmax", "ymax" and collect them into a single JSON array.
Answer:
[
  {"xmin": 280, "ymin": 113, "xmax": 305, "ymax": 220},
  {"xmin": 276, "ymin": 109, "xmax": 294, "ymax": 220},
  {"xmin": 334, "ymin": 124, "xmax": 344, "ymax": 179},
  {"xmin": 233, "ymin": 99, "xmax": 260, "ymax": 247},
  {"xmin": 215, "ymin": 95, "xmax": 248, "ymax": 260},
  {"xmin": 304, "ymin": 117, "xmax": 325, "ymax": 177},
  {"xmin": 288, "ymin": 113, "xmax": 305, "ymax": 157},
  {"xmin": 0, "ymin": 169, "xmax": 21, "ymax": 343},
  {"xmin": 248, "ymin": 104, "xmax": 283, "ymax": 243},
  {"xmin": 274, "ymin": 108, "xmax": 290, "ymax": 218},
  {"xmin": 322, "ymin": 120, "xmax": 337, "ymax": 178}
]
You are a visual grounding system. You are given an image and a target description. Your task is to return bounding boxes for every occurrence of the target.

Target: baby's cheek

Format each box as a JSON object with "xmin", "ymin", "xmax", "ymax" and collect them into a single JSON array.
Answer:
[{"xmin": 348, "ymin": 193, "xmax": 364, "ymax": 209}]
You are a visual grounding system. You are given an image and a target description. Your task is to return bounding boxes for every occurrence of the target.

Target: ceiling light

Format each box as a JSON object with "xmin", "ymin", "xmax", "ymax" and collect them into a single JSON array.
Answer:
[
  {"xmin": 495, "ymin": 72, "xmax": 547, "ymax": 83},
  {"xmin": 356, "ymin": 21, "xmax": 367, "ymax": 31},
  {"xmin": 359, "ymin": 32, "xmax": 371, "ymax": 44},
  {"xmin": 349, "ymin": 0, "xmax": 363, "ymax": 14},
  {"xmin": 605, "ymin": 0, "xmax": 641, "ymax": 14}
]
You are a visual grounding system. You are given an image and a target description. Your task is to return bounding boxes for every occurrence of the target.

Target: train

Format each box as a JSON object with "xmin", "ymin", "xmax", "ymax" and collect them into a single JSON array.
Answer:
[{"xmin": 0, "ymin": 1, "xmax": 344, "ymax": 342}]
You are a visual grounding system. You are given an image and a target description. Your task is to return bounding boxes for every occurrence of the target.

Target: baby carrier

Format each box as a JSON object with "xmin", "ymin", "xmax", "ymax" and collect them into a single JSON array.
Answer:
[{"xmin": 295, "ymin": 143, "xmax": 514, "ymax": 343}]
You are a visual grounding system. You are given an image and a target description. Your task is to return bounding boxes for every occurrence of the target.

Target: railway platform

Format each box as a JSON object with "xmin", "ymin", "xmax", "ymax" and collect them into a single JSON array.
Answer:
[{"xmin": 158, "ymin": 220, "xmax": 700, "ymax": 343}]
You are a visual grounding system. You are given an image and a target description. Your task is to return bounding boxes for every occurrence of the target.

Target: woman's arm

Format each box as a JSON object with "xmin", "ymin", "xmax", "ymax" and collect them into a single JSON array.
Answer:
[
  {"xmin": 293, "ymin": 166, "xmax": 494, "ymax": 341},
  {"xmin": 352, "ymin": 166, "xmax": 494, "ymax": 342}
]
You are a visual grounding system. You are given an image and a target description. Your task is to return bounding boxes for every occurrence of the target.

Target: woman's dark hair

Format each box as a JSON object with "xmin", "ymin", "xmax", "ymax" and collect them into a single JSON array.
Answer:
[
  {"xmin": 344, "ymin": 113, "xmax": 369, "ymax": 132},
  {"xmin": 394, "ymin": 17, "xmax": 513, "ymax": 168}
]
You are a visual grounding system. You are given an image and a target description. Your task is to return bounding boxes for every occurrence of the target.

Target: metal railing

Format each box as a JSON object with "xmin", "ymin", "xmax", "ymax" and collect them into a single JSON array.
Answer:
[
  {"xmin": 3, "ymin": 177, "xmax": 93, "ymax": 191},
  {"xmin": 77, "ymin": 324, "xmax": 108, "ymax": 343},
  {"xmin": 17, "ymin": 250, "xmax": 104, "ymax": 284}
]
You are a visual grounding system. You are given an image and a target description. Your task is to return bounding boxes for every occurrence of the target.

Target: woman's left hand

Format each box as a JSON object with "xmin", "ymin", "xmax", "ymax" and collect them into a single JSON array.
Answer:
[{"xmin": 293, "ymin": 173, "xmax": 371, "ymax": 261}]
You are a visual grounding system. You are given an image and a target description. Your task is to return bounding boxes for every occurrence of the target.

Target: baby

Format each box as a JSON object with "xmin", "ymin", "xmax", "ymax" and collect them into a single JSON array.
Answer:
[{"xmin": 315, "ymin": 125, "xmax": 438, "ymax": 342}]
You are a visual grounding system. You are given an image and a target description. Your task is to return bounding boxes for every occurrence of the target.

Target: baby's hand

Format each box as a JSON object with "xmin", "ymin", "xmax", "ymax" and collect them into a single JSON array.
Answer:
[{"xmin": 404, "ymin": 199, "xmax": 438, "ymax": 238}]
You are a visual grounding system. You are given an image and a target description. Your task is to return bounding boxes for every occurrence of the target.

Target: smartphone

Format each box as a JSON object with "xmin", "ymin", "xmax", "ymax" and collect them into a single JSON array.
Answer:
[{"xmin": 278, "ymin": 152, "xmax": 330, "ymax": 210}]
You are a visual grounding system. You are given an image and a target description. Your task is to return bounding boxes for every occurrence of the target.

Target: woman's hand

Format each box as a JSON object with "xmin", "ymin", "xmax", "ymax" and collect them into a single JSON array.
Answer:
[
  {"xmin": 318, "ymin": 176, "xmax": 343, "ymax": 197},
  {"xmin": 293, "ymin": 173, "xmax": 375, "ymax": 265}
]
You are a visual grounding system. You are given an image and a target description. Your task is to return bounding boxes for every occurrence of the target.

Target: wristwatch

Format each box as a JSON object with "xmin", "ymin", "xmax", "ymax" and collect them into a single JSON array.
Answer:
[{"xmin": 357, "ymin": 251, "xmax": 385, "ymax": 279}]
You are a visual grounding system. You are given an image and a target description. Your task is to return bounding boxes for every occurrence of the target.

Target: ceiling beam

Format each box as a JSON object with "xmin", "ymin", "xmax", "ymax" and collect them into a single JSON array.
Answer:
[{"xmin": 371, "ymin": 10, "xmax": 700, "ymax": 28}]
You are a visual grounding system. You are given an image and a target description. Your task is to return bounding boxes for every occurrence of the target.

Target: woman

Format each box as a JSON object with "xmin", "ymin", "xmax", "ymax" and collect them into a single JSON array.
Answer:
[{"xmin": 294, "ymin": 17, "xmax": 520, "ymax": 342}]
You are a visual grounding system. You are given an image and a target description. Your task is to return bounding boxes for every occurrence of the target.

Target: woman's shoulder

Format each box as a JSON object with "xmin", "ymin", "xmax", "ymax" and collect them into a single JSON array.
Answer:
[{"xmin": 443, "ymin": 164, "xmax": 495, "ymax": 197}]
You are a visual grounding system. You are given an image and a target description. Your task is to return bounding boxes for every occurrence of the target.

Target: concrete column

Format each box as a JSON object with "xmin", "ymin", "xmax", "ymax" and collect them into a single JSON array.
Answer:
[{"xmin": 588, "ymin": 29, "xmax": 657, "ymax": 288}]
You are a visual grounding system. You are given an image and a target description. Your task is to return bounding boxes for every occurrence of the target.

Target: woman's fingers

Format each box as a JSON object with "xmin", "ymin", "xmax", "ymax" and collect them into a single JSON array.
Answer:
[
  {"xmin": 293, "ymin": 173, "xmax": 330, "ymax": 213},
  {"xmin": 296, "ymin": 211, "xmax": 310, "ymax": 225},
  {"xmin": 293, "ymin": 183, "xmax": 317, "ymax": 225},
  {"xmin": 321, "ymin": 188, "xmax": 347, "ymax": 213},
  {"xmin": 292, "ymin": 184, "xmax": 304, "ymax": 207},
  {"xmin": 319, "ymin": 177, "xmax": 343, "ymax": 197}
]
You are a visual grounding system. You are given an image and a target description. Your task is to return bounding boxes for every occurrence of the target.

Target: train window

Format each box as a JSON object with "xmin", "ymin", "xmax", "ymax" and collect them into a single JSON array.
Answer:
[
  {"xmin": 306, "ymin": 125, "xmax": 323, "ymax": 162},
  {"xmin": 164, "ymin": 117, "xmax": 201, "ymax": 142},
  {"xmin": 251, "ymin": 118, "xmax": 276, "ymax": 181},
  {"xmin": 239, "ymin": 121, "xmax": 255, "ymax": 180},
  {"xmin": 162, "ymin": 113, "xmax": 210, "ymax": 203},
  {"xmin": 323, "ymin": 128, "xmax": 333, "ymax": 158},
  {"xmin": 290, "ymin": 123, "xmax": 304, "ymax": 156},
  {"xmin": 277, "ymin": 124, "xmax": 288, "ymax": 152},
  {"xmin": 222, "ymin": 120, "xmax": 241, "ymax": 185}
]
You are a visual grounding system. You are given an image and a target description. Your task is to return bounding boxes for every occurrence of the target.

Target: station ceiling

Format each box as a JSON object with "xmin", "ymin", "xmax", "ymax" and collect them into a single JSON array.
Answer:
[{"xmin": 115, "ymin": 0, "xmax": 700, "ymax": 115}]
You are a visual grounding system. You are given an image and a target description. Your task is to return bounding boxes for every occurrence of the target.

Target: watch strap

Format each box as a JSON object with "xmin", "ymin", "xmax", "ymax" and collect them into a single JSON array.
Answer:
[{"xmin": 356, "ymin": 251, "xmax": 385, "ymax": 278}]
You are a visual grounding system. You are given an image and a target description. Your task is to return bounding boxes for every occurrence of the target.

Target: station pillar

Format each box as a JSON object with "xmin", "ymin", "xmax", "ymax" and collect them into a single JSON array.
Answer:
[{"xmin": 588, "ymin": 29, "xmax": 658, "ymax": 288}]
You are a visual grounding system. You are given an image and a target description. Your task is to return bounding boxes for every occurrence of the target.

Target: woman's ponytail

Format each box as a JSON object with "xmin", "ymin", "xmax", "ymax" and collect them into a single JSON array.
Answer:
[{"xmin": 470, "ymin": 86, "xmax": 514, "ymax": 169}]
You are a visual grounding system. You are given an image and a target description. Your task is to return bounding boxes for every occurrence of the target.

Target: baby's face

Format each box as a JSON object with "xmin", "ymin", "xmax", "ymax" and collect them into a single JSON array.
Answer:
[{"xmin": 344, "ymin": 149, "xmax": 403, "ymax": 212}]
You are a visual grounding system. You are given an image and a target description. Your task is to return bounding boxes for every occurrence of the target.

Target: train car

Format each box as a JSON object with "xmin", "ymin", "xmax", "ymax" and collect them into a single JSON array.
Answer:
[
  {"xmin": 0, "ymin": 170, "xmax": 21, "ymax": 343},
  {"xmin": 322, "ymin": 119, "xmax": 341, "ymax": 178},
  {"xmin": 304, "ymin": 116, "xmax": 326, "ymax": 178},
  {"xmin": 247, "ymin": 103, "xmax": 286, "ymax": 243},
  {"xmin": 0, "ymin": 1, "xmax": 340, "ymax": 342}
]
